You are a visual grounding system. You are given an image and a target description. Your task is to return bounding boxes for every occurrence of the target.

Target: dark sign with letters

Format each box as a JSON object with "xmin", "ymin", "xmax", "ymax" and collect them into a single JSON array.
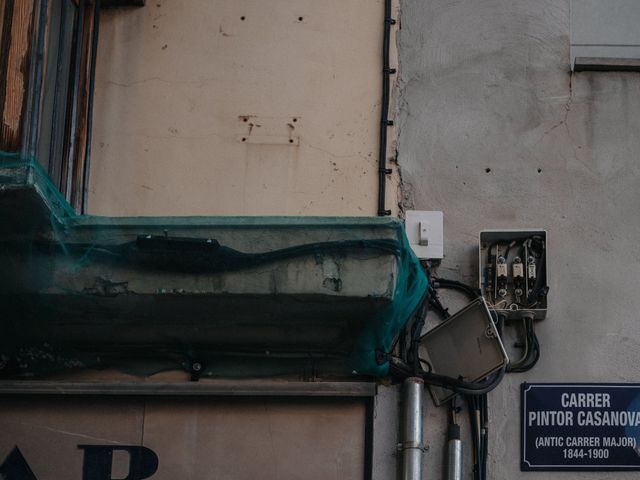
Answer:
[
  {"xmin": 521, "ymin": 383, "xmax": 640, "ymax": 471},
  {"xmin": 0, "ymin": 445, "xmax": 158, "ymax": 480}
]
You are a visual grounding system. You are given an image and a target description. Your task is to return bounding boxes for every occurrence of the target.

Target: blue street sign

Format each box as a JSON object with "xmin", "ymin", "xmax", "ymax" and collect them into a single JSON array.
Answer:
[{"xmin": 521, "ymin": 383, "xmax": 640, "ymax": 471}]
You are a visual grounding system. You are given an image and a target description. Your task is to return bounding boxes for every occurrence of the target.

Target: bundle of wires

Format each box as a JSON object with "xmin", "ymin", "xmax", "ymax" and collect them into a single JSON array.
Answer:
[
  {"xmin": 387, "ymin": 274, "xmax": 505, "ymax": 396},
  {"xmin": 387, "ymin": 261, "xmax": 543, "ymax": 480},
  {"xmin": 389, "ymin": 265, "xmax": 524, "ymax": 480},
  {"xmin": 385, "ymin": 270, "xmax": 497, "ymax": 480},
  {"xmin": 428, "ymin": 275, "xmax": 493, "ymax": 480},
  {"xmin": 35, "ymin": 235, "xmax": 402, "ymax": 274},
  {"xmin": 467, "ymin": 393, "xmax": 489, "ymax": 480},
  {"xmin": 506, "ymin": 315, "xmax": 540, "ymax": 373}
]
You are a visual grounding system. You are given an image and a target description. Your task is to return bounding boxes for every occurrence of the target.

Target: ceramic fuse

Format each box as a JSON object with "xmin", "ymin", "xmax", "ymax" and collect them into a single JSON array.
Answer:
[
  {"xmin": 513, "ymin": 256, "xmax": 524, "ymax": 300},
  {"xmin": 496, "ymin": 256, "xmax": 507, "ymax": 297},
  {"xmin": 528, "ymin": 256, "xmax": 537, "ymax": 283}
]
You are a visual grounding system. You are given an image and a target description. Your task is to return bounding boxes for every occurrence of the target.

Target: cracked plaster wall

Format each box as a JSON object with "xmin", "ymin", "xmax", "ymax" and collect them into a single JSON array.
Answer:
[
  {"xmin": 395, "ymin": 0, "xmax": 640, "ymax": 479},
  {"xmin": 87, "ymin": 0, "xmax": 401, "ymax": 217}
]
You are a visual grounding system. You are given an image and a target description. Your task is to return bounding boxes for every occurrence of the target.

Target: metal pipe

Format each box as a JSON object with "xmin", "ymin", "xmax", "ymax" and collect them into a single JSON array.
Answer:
[
  {"xmin": 401, "ymin": 377, "xmax": 424, "ymax": 480},
  {"xmin": 446, "ymin": 424, "xmax": 463, "ymax": 480}
]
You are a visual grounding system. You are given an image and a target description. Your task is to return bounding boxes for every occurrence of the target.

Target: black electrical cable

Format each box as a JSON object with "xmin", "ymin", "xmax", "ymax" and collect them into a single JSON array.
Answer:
[
  {"xmin": 421, "ymin": 274, "xmax": 450, "ymax": 319},
  {"xmin": 407, "ymin": 298, "xmax": 428, "ymax": 375},
  {"xmin": 503, "ymin": 240, "xmax": 516, "ymax": 262},
  {"xmin": 481, "ymin": 393, "xmax": 489, "ymax": 480},
  {"xmin": 386, "ymin": 275, "xmax": 504, "ymax": 395},
  {"xmin": 465, "ymin": 392, "xmax": 489, "ymax": 480},
  {"xmin": 423, "ymin": 367, "xmax": 505, "ymax": 396},
  {"xmin": 33, "ymin": 237, "xmax": 402, "ymax": 274},
  {"xmin": 467, "ymin": 395, "xmax": 478, "ymax": 479},
  {"xmin": 496, "ymin": 312, "xmax": 506, "ymax": 338},
  {"xmin": 386, "ymin": 269, "xmax": 510, "ymax": 478},
  {"xmin": 507, "ymin": 316, "xmax": 540, "ymax": 373},
  {"xmin": 527, "ymin": 246, "xmax": 548, "ymax": 307},
  {"xmin": 428, "ymin": 290, "xmax": 449, "ymax": 319},
  {"xmin": 388, "ymin": 355, "xmax": 505, "ymax": 396},
  {"xmin": 432, "ymin": 278, "xmax": 481, "ymax": 299},
  {"xmin": 377, "ymin": 0, "xmax": 395, "ymax": 216},
  {"xmin": 506, "ymin": 318, "xmax": 529, "ymax": 372},
  {"xmin": 426, "ymin": 276, "xmax": 498, "ymax": 479},
  {"xmin": 467, "ymin": 394, "xmax": 481, "ymax": 480},
  {"xmin": 424, "ymin": 259, "xmax": 544, "ymax": 478}
]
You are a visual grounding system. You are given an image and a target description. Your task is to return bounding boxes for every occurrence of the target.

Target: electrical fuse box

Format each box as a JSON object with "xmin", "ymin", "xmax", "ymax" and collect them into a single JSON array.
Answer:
[{"xmin": 479, "ymin": 229, "xmax": 548, "ymax": 320}]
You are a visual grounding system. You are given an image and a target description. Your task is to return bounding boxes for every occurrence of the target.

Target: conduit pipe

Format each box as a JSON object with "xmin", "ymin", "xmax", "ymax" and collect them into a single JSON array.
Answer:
[
  {"xmin": 401, "ymin": 377, "xmax": 424, "ymax": 480},
  {"xmin": 446, "ymin": 423, "xmax": 463, "ymax": 480}
]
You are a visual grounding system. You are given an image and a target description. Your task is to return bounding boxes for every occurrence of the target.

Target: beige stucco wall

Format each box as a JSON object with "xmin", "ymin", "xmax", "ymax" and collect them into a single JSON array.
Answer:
[
  {"xmin": 87, "ymin": 0, "xmax": 400, "ymax": 217},
  {"xmin": 1, "ymin": 396, "xmax": 366, "ymax": 480},
  {"xmin": 0, "ymin": 4, "xmax": 399, "ymax": 478}
]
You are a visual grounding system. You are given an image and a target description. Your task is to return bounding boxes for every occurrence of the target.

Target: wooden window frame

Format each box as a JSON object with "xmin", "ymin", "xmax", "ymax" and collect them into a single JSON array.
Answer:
[{"xmin": 0, "ymin": 0, "xmax": 142, "ymax": 213}]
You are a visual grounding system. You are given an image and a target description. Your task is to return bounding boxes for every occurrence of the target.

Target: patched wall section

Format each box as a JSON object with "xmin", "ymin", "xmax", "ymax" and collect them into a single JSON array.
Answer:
[{"xmin": 88, "ymin": 0, "xmax": 401, "ymax": 217}]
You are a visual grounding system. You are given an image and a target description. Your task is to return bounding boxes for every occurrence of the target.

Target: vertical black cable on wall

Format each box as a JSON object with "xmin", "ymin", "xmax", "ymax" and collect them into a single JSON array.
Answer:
[{"xmin": 377, "ymin": 0, "xmax": 396, "ymax": 216}]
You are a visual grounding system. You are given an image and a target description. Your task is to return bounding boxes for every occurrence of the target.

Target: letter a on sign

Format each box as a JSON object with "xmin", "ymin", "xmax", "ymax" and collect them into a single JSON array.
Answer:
[{"xmin": 0, "ymin": 447, "xmax": 38, "ymax": 480}]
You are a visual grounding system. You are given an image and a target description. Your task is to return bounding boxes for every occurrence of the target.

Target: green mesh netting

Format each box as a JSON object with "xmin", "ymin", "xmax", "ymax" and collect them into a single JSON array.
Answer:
[{"xmin": 0, "ymin": 154, "xmax": 427, "ymax": 378}]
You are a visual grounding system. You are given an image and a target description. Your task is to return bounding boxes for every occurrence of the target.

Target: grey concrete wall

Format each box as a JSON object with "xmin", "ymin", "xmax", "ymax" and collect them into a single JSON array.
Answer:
[{"xmin": 396, "ymin": 0, "xmax": 640, "ymax": 478}]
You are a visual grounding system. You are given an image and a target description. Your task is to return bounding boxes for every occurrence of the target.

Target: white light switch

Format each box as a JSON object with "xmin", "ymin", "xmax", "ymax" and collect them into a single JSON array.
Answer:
[
  {"xmin": 405, "ymin": 210, "xmax": 444, "ymax": 259},
  {"xmin": 419, "ymin": 222, "xmax": 430, "ymax": 246}
]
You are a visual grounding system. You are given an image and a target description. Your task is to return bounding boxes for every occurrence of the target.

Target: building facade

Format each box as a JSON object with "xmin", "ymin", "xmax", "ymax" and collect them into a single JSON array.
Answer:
[{"xmin": 1, "ymin": 1, "xmax": 639, "ymax": 479}]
